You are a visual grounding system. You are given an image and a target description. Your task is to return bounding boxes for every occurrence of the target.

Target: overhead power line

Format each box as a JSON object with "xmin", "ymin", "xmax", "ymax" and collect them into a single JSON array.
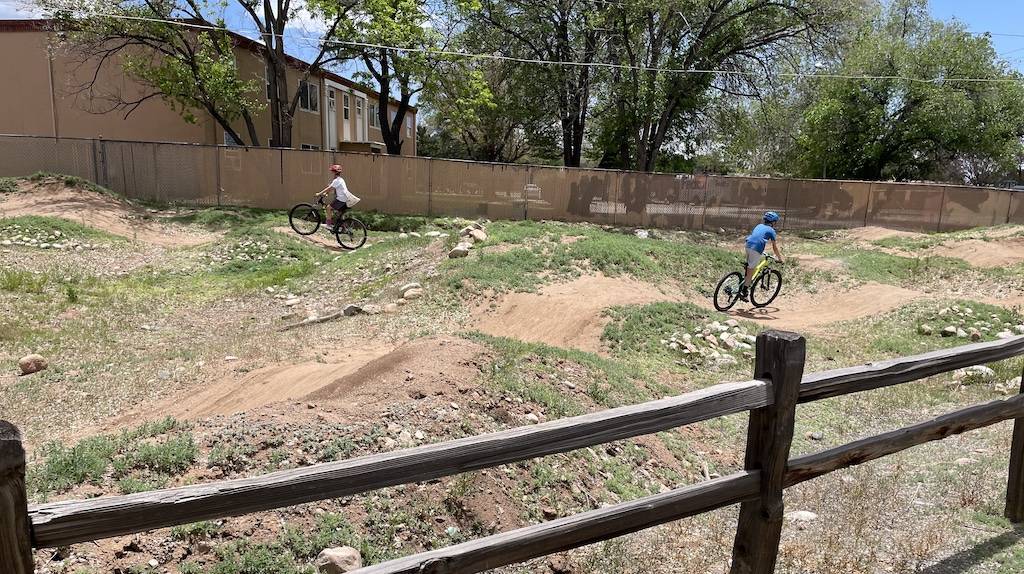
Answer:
[{"xmin": 59, "ymin": 12, "xmax": 1024, "ymax": 85}]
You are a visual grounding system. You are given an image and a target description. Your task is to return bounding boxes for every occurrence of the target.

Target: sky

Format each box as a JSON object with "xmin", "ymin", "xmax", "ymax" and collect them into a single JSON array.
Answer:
[{"xmin": 1, "ymin": 0, "xmax": 1023, "ymax": 75}]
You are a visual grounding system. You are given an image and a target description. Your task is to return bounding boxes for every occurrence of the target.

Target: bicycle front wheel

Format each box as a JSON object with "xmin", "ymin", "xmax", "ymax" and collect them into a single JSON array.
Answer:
[
  {"xmin": 289, "ymin": 203, "xmax": 321, "ymax": 235},
  {"xmin": 751, "ymin": 269, "xmax": 782, "ymax": 308},
  {"xmin": 713, "ymin": 271, "xmax": 744, "ymax": 312},
  {"xmin": 335, "ymin": 217, "xmax": 367, "ymax": 250}
]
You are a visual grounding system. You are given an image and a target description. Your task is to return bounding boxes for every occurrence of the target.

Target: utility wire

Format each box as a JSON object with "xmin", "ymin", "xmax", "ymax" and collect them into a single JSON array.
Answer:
[{"xmin": 57, "ymin": 11, "xmax": 1024, "ymax": 84}]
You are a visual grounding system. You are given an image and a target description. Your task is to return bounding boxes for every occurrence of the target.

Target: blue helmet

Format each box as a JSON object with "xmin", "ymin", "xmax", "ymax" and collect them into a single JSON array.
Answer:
[{"xmin": 763, "ymin": 211, "xmax": 780, "ymax": 223}]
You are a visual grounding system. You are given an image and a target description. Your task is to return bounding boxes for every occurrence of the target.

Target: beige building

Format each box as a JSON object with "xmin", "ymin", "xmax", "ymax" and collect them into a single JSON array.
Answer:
[{"xmin": 0, "ymin": 19, "xmax": 417, "ymax": 154}]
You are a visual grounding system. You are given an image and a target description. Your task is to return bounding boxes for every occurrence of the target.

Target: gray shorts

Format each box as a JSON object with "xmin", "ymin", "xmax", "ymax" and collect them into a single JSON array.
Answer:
[{"xmin": 746, "ymin": 247, "xmax": 763, "ymax": 268}]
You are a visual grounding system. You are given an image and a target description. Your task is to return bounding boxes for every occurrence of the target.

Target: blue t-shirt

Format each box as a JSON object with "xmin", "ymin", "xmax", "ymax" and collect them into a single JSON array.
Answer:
[{"xmin": 745, "ymin": 223, "xmax": 777, "ymax": 253}]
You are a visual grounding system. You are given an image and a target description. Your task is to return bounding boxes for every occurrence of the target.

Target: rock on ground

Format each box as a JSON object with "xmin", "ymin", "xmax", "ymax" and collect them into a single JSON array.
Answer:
[
  {"xmin": 316, "ymin": 547, "xmax": 362, "ymax": 573},
  {"xmin": 18, "ymin": 354, "xmax": 47, "ymax": 375},
  {"xmin": 343, "ymin": 304, "xmax": 364, "ymax": 316},
  {"xmin": 469, "ymin": 229, "xmax": 488, "ymax": 243},
  {"xmin": 784, "ymin": 510, "xmax": 818, "ymax": 523},
  {"xmin": 403, "ymin": 288, "xmax": 424, "ymax": 300},
  {"xmin": 449, "ymin": 243, "xmax": 472, "ymax": 258},
  {"xmin": 399, "ymin": 282, "xmax": 422, "ymax": 297},
  {"xmin": 955, "ymin": 365, "xmax": 997, "ymax": 384}
]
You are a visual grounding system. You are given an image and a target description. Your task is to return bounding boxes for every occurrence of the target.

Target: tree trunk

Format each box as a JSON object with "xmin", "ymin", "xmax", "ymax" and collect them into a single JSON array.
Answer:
[{"xmin": 242, "ymin": 109, "xmax": 260, "ymax": 147}]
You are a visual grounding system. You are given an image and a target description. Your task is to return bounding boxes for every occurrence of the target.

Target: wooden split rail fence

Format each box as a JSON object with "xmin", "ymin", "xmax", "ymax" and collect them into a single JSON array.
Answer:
[{"xmin": 3, "ymin": 331, "xmax": 1024, "ymax": 573}]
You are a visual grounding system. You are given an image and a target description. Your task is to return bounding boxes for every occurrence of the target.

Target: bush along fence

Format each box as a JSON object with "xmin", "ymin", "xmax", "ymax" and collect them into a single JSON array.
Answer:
[
  {"xmin": 2, "ymin": 134, "xmax": 1024, "ymax": 232},
  {"xmin": 3, "ymin": 331, "xmax": 1024, "ymax": 573}
]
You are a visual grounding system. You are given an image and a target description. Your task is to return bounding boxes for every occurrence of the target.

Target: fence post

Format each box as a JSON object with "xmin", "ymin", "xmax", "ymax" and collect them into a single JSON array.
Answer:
[
  {"xmin": 1006, "ymin": 363, "xmax": 1024, "ymax": 522},
  {"xmin": 729, "ymin": 331, "xmax": 806, "ymax": 574},
  {"xmin": 0, "ymin": 421, "xmax": 32, "ymax": 574}
]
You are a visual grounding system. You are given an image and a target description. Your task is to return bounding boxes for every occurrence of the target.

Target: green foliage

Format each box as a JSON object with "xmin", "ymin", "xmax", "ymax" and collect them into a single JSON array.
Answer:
[
  {"xmin": 171, "ymin": 521, "xmax": 222, "ymax": 542},
  {"xmin": 1, "ymin": 270, "xmax": 49, "ymax": 294},
  {"xmin": 357, "ymin": 211, "xmax": 427, "ymax": 232},
  {"xmin": 27, "ymin": 172, "xmax": 118, "ymax": 196},
  {"xmin": 167, "ymin": 207, "xmax": 280, "ymax": 230},
  {"xmin": 27, "ymin": 418, "xmax": 192, "ymax": 498},
  {"xmin": 601, "ymin": 302, "xmax": 717, "ymax": 358},
  {"xmin": 124, "ymin": 32, "xmax": 258, "ymax": 127},
  {"xmin": 797, "ymin": 0, "xmax": 1024, "ymax": 183},
  {"xmin": 0, "ymin": 177, "xmax": 17, "ymax": 193}
]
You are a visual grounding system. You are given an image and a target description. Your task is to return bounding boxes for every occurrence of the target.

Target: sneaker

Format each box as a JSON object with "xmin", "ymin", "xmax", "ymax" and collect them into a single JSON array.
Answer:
[{"xmin": 738, "ymin": 287, "xmax": 749, "ymax": 302}]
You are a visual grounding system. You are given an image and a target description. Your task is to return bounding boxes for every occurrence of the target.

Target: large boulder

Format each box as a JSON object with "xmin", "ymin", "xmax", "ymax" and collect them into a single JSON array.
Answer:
[
  {"xmin": 469, "ymin": 229, "xmax": 488, "ymax": 243},
  {"xmin": 449, "ymin": 243, "xmax": 472, "ymax": 258},
  {"xmin": 316, "ymin": 547, "xmax": 362, "ymax": 573},
  {"xmin": 18, "ymin": 354, "xmax": 47, "ymax": 376}
]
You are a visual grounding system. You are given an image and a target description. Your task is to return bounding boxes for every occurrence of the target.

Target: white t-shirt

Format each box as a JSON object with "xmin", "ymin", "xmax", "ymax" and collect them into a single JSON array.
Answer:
[{"xmin": 330, "ymin": 176, "xmax": 360, "ymax": 206}]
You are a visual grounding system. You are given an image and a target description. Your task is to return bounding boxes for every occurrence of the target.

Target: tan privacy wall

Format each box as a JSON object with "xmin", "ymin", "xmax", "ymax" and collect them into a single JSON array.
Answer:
[{"xmin": 1, "ymin": 134, "xmax": 1022, "ymax": 232}]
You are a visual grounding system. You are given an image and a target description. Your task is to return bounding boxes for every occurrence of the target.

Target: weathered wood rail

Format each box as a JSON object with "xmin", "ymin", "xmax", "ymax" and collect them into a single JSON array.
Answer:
[{"xmin": 2, "ymin": 332, "xmax": 1024, "ymax": 574}]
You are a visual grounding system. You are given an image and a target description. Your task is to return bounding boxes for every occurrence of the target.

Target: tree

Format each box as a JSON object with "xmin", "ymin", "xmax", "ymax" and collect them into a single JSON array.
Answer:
[
  {"xmin": 41, "ymin": 0, "xmax": 355, "ymax": 147},
  {"xmin": 421, "ymin": 48, "xmax": 560, "ymax": 163},
  {"xmin": 326, "ymin": 0, "xmax": 449, "ymax": 155},
  {"xmin": 464, "ymin": 0, "xmax": 610, "ymax": 167},
  {"xmin": 797, "ymin": 0, "xmax": 1024, "ymax": 182},
  {"xmin": 592, "ymin": 0, "xmax": 852, "ymax": 172}
]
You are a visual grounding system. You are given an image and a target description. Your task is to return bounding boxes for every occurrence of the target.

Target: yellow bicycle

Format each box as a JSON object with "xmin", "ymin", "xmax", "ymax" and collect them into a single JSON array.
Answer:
[{"xmin": 713, "ymin": 253, "xmax": 783, "ymax": 311}]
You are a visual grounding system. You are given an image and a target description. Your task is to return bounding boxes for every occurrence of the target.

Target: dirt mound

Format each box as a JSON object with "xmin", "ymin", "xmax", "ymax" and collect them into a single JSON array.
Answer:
[
  {"xmin": 931, "ymin": 238, "xmax": 1024, "ymax": 268},
  {"xmin": 474, "ymin": 274, "xmax": 687, "ymax": 353},
  {"xmin": 0, "ymin": 182, "xmax": 218, "ymax": 246},
  {"xmin": 847, "ymin": 226, "xmax": 925, "ymax": 242},
  {"xmin": 305, "ymin": 337, "xmax": 490, "ymax": 408},
  {"xmin": 724, "ymin": 282, "xmax": 921, "ymax": 332},
  {"xmin": 134, "ymin": 343, "xmax": 396, "ymax": 420}
]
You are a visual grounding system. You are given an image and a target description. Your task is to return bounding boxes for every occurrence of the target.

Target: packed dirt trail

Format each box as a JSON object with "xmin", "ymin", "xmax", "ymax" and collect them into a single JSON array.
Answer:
[
  {"xmin": 932, "ymin": 238, "xmax": 1024, "ymax": 268},
  {"xmin": 474, "ymin": 274, "xmax": 688, "ymax": 353},
  {"xmin": 723, "ymin": 282, "xmax": 923, "ymax": 333},
  {"xmin": 0, "ymin": 182, "xmax": 218, "ymax": 246},
  {"xmin": 117, "ymin": 343, "xmax": 396, "ymax": 423},
  {"xmin": 846, "ymin": 226, "xmax": 925, "ymax": 242}
]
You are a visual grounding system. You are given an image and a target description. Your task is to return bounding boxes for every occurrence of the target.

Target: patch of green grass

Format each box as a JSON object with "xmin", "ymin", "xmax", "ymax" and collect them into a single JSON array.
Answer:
[
  {"xmin": 358, "ymin": 210, "xmax": 428, "ymax": 233},
  {"xmin": 0, "ymin": 177, "xmax": 17, "ymax": 193},
  {"xmin": 26, "ymin": 418, "xmax": 192, "ymax": 499},
  {"xmin": 116, "ymin": 475, "xmax": 169, "ymax": 494},
  {"xmin": 445, "ymin": 248, "xmax": 548, "ymax": 293},
  {"xmin": 841, "ymin": 251, "xmax": 970, "ymax": 284},
  {"xmin": 1, "ymin": 269, "xmax": 48, "ymax": 293},
  {"xmin": 171, "ymin": 520, "xmax": 222, "ymax": 542},
  {"xmin": 602, "ymin": 302, "xmax": 717, "ymax": 359},
  {"xmin": 0, "ymin": 215, "xmax": 121, "ymax": 241},
  {"xmin": 27, "ymin": 171, "xmax": 119, "ymax": 197},
  {"xmin": 167, "ymin": 207, "xmax": 280, "ymax": 229},
  {"xmin": 468, "ymin": 332, "xmax": 662, "ymax": 408}
]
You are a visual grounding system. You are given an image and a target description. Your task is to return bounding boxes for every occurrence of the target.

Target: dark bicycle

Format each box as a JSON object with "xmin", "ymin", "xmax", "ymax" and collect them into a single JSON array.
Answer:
[
  {"xmin": 713, "ymin": 253, "xmax": 784, "ymax": 312},
  {"xmin": 288, "ymin": 196, "xmax": 367, "ymax": 250}
]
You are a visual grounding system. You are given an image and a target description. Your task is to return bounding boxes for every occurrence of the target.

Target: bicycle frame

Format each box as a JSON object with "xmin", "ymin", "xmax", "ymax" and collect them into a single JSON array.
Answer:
[{"xmin": 748, "ymin": 254, "xmax": 775, "ymax": 279}]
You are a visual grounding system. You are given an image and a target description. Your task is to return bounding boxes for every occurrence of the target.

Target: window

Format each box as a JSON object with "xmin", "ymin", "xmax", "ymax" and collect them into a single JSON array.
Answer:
[
  {"xmin": 369, "ymin": 104, "xmax": 379, "ymax": 128},
  {"xmin": 356, "ymin": 99, "xmax": 363, "ymax": 119},
  {"xmin": 343, "ymin": 94, "xmax": 350, "ymax": 120},
  {"xmin": 299, "ymin": 80, "xmax": 319, "ymax": 113},
  {"xmin": 224, "ymin": 130, "xmax": 241, "ymax": 147},
  {"xmin": 406, "ymin": 116, "xmax": 413, "ymax": 137},
  {"xmin": 300, "ymin": 143, "xmax": 320, "ymax": 150}
]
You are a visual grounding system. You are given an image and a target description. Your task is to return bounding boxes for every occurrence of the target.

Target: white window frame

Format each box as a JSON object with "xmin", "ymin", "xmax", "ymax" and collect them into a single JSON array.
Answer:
[{"xmin": 406, "ymin": 116, "xmax": 413, "ymax": 137}]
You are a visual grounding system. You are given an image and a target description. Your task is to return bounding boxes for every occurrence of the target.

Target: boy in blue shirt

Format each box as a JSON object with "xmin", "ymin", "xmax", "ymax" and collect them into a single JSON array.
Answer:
[{"xmin": 741, "ymin": 212, "xmax": 784, "ymax": 301}]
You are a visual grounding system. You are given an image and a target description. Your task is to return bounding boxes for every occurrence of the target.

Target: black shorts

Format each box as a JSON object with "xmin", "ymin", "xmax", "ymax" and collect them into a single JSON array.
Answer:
[{"xmin": 330, "ymin": 199, "xmax": 348, "ymax": 212}]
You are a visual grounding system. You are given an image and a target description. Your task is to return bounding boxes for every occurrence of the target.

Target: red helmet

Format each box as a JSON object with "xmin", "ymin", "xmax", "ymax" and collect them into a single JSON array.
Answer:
[{"xmin": 329, "ymin": 164, "xmax": 342, "ymax": 173}]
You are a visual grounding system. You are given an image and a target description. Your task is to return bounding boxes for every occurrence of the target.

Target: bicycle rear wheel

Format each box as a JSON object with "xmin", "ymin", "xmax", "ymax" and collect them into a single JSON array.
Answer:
[
  {"xmin": 335, "ymin": 217, "xmax": 367, "ymax": 250},
  {"xmin": 750, "ymin": 269, "xmax": 782, "ymax": 308},
  {"xmin": 713, "ymin": 271, "xmax": 744, "ymax": 312},
  {"xmin": 289, "ymin": 203, "xmax": 321, "ymax": 235}
]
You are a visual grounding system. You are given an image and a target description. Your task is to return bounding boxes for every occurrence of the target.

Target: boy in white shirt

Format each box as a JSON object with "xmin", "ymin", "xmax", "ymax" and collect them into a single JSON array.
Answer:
[{"xmin": 317, "ymin": 164, "xmax": 361, "ymax": 226}]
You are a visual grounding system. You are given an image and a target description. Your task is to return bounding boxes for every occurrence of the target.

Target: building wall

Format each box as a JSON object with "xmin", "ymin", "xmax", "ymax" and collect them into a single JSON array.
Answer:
[
  {"xmin": 0, "ymin": 26, "xmax": 415, "ymax": 154},
  {"xmin": 0, "ymin": 29, "xmax": 214, "ymax": 143}
]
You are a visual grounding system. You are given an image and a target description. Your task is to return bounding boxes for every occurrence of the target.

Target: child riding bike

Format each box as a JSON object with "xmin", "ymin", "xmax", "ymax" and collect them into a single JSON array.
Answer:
[
  {"xmin": 740, "ymin": 211, "xmax": 784, "ymax": 301},
  {"xmin": 317, "ymin": 164, "xmax": 360, "ymax": 226}
]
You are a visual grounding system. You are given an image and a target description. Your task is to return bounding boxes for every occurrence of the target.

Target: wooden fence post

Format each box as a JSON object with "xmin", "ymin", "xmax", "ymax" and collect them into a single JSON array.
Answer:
[
  {"xmin": 0, "ymin": 421, "xmax": 33, "ymax": 574},
  {"xmin": 1006, "ymin": 363, "xmax": 1024, "ymax": 522},
  {"xmin": 730, "ymin": 331, "xmax": 806, "ymax": 574}
]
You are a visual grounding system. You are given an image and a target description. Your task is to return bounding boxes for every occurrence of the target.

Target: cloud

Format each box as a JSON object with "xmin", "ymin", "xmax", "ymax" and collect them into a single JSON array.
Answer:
[{"xmin": 0, "ymin": 0, "xmax": 45, "ymax": 19}]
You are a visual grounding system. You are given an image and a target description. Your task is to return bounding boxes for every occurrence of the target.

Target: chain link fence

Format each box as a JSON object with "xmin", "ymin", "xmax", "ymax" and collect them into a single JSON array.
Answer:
[{"xmin": 1, "ymin": 134, "xmax": 1021, "ymax": 231}]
